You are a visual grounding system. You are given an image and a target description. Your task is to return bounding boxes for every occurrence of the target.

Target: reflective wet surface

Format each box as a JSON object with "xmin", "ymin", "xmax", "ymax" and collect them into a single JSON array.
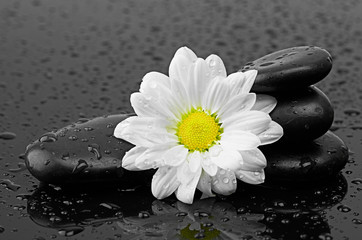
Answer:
[{"xmin": 1, "ymin": 0, "xmax": 362, "ymax": 239}]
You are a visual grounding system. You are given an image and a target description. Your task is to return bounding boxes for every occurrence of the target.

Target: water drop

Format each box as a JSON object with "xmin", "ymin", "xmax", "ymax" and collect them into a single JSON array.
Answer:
[
  {"xmin": 44, "ymin": 159, "xmax": 51, "ymax": 165},
  {"xmin": 219, "ymin": 169, "xmax": 226, "ymax": 175},
  {"xmin": 176, "ymin": 212, "xmax": 187, "ymax": 217},
  {"xmin": 337, "ymin": 205, "xmax": 351, "ymax": 213},
  {"xmin": 0, "ymin": 131, "xmax": 16, "ymax": 140},
  {"xmin": 58, "ymin": 227, "xmax": 84, "ymax": 237},
  {"xmin": 220, "ymin": 217, "xmax": 229, "ymax": 222},
  {"xmin": 84, "ymin": 127, "xmax": 94, "ymax": 131},
  {"xmin": 61, "ymin": 153, "xmax": 70, "ymax": 160},
  {"xmin": 72, "ymin": 159, "xmax": 88, "ymax": 174},
  {"xmin": 138, "ymin": 211, "xmax": 150, "ymax": 218},
  {"xmin": 223, "ymin": 177, "xmax": 229, "ymax": 184},
  {"xmin": 259, "ymin": 61, "xmax": 275, "ymax": 67},
  {"xmin": 0, "ymin": 179, "xmax": 21, "ymax": 191},
  {"xmin": 209, "ymin": 59, "xmax": 216, "ymax": 67},
  {"xmin": 39, "ymin": 132, "xmax": 57, "ymax": 142},
  {"xmin": 351, "ymin": 178, "xmax": 362, "ymax": 185},
  {"xmin": 352, "ymin": 218, "xmax": 362, "ymax": 224},
  {"xmin": 68, "ymin": 135, "xmax": 78, "ymax": 141},
  {"xmin": 88, "ymin": 144, "xmax": 102, "ymax": 159}
]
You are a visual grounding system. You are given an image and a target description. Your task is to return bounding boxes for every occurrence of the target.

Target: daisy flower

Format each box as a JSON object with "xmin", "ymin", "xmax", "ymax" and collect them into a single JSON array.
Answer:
[{"xmin": 114, "ymin": 47, "xmax": 283, "ymax": 204}]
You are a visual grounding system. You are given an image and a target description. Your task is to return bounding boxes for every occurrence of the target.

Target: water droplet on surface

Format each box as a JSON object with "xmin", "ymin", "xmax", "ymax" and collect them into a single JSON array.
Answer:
[
  {"xmin": 223, "ymin": 177, "xmax": 229, "ymax": 184},
  {"xmin": 0, "ymin": 179, "xmax": 21, "ymax": 191},
  {"xmin": 138, "ymin": 211, "xmax": 150, "ymax": 218},
  {"xmin": 88, "ymin": 143, "xmax": 102, "ymax": 159},
  {"xmin": 337, "ymin": 205, "xmax": 351, "ymax": 213},
  {"xmin": 176, "ymin": 212, "xmax": 187, "ymax": 217},
  {"xmin": 39, "ymin": 132, "xmax": 57, "ymax": 142},
  {"xmin": 352, "ymin": 218, "xmax": 362, "ymax": 224},
  {"xmin": 58, "ymin": 227, "xmax": 84, "ymax": 237},
  {"xmin": 0, "ymin": 131, "xmax": 17, "ymax": 140},
  {"xmin": 351, "ymin": 178, "xmax": 362, "ymax": 185},
  {"xmin": 84, "ymin": 127, "xmax": 93, "ymax": 131},
  {"xmin": 260, "ymin": 61, "xmax": 275, "ymax": 67},
  {"xmin": 209, "ymin": 59, "xmax": 216, "ymax": 67},
  {"xmin": 61, "ymin": 153, "xmax": 70, "ymax": 160},
  {"xmin": 72, "ymin": 159, "xmax": 88, "ymax": 174}
]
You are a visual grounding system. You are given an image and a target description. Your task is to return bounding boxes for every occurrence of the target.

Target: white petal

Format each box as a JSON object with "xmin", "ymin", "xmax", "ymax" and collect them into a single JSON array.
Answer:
[
  {"xmin": 134, "ymin": 144, "xmax": 174, "ymax": 169},
  {"xmin": 188, "ymin": 151, "xmax": 202, "ymax": 172},
  {"xmin": 211, "ymin": 169, "xmax": 237, "ymax": 195},
  {"xmin": 130, "ymin": 92, "xmax": 177, "ymax": 119},
  {"xmin": 217, "ymin": 93, "xmax": 256, "ymax": 119},
  {"xmin": 226, "ymin": 70, "xmax": 257, "ymax": 95},
  {"xmin": 163, "ymin": 145, "xmax": 188, "ymax": 166},
  {"xmin": 239, "ymin": 148, "xmax": 267, "ymax": 171},
  {"xmin": 152, "ymin": 166, "xmax": 180, "ymax": 199},
  {"xmin": 210, "ymin": 145, "xmax": 243, "ymax": 171},
  {"xmin": 114, "ymin": 116, "xmax": 177, "ymax": 148},
  {"xmin": 187, "ymin": 58, "xmax": 209, "ymax": 107},
  {"xmin": 205, "ymin": 54, "xmax": 227, "ymax": 79},
  {"xmin": 121, "ymin": 146, "xmax": 147, "ymax": 170},
  {"xmin": 174, "ymin": 46, "xmax": 197, "ymax": 62},
  {"xmin": 170, "ymin": 76, "xmax": 191, "ymax": 115},
  {"xmin": 202, "ymin": 76, "xmax": 231, "ymax": 114},
  {"xmin": 251, "ymin": 94, "xmax": 277, "ymax": 113},
  {"xmin": 258, "ymin": 121, "xmax": 284, "ymax": 145},
  {"xmin": 176, "ymin": 162, "xmax": 202, "ymax": 204},
  {"xmin": 235, "ymin": 169, "xmax": 265, "ymax": 184},
  {"xmin": 201, "ymin": 156, "xmax": 218, "ymax": 177},
  {"xmin": 222, "ymin": 110, "xmax": 271, "ymax": 135},
  {"xmin": 242, "ymin": 70, "xmax": 258, "ymax": 93},
  {"xmin": 197, "ymin": 172, "xmax": 215, "ymax": 197},
  {"xmin": 139, "ymin": 72, "xmax": 171, "ymax": 96},
  {"xmin": 220, "ymin": 131, "xmax": 261, "ymax": 151}
]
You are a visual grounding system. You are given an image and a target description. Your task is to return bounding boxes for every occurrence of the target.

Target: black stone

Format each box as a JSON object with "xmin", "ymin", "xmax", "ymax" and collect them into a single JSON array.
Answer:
[
  {"xmin": 270, "ymin": 86, "xmax": 334, "ymax": 141},
  {"xmin": 240, "ymin": 46, "xmax": 333, "ymax": 93},
  {"xmin": 25, "ymin": 114, "xmax": 153, "ymax": 185},
  {"xmin": 261, "ymin": 131, "xmax": 348, "ymax": 182}
]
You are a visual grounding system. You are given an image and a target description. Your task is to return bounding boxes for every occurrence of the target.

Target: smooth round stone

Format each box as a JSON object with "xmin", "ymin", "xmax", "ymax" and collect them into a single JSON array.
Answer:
[
  {"xmin": 25, "ymin": 114, "xmax": 153, "ymax": 185},
  {"xmin": 270, "ymin": 86, "xmax": 334, "ymax": 141},
  {"xmin": 240, "ymin": 46, "xmax": 333, "ymax": 93},
  {"xmin": 260, "ymin": 131, "xmax": 348, "ymax": 183}
]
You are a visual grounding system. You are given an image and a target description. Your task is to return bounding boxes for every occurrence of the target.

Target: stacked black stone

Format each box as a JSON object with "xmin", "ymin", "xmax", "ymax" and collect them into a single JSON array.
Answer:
[{"xmin": 240, "ymin": 46, "xmax": 348, "ymax": 184}]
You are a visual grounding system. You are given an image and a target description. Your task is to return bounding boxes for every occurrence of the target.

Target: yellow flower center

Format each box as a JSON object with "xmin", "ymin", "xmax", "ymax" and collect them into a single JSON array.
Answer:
[{"xmin": 176, "ymin": 108, "xmax": 223, "ymax": 152}]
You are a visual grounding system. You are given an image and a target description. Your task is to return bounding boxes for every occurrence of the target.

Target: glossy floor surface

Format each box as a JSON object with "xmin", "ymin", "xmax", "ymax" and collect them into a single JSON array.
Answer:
[{"xmin": 1, "ymin": 0, "xmax": 362, "ymax": 239}]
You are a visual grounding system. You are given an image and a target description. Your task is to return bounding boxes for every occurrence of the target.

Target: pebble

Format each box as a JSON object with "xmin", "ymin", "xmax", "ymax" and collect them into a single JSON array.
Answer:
[
  {"xmin": 270, "ymin": 86, "xmax": 334, "ymax": 141},
  {"xmin": 260, "ymin": 131, "xmax": 348, "ymax": 182},
  {"xmin": 25, "ymin": 114, "xmax": 153, "ymax": 185},
  {"xmin": 240, "ymin": 46, "xmax": 333, "ymax": 93}
]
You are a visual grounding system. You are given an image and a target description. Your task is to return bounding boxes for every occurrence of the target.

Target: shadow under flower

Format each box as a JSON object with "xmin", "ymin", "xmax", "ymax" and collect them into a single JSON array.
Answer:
[{"xmin": 27, "ymin": 173, "xmax": 347, "ymax": 239}]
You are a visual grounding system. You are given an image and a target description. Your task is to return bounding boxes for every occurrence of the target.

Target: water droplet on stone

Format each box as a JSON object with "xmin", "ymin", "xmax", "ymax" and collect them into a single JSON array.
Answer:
[
  {"xmin": 223, "ymin": 177, "xmax": 229, "ymax": 184},
  {"xmin": 39, "ymin": 132, "xmax": 57, "ymax": 142},
  {"xmin": 138, "ymin": 211, "xmax": 150, "ymax": 218},
  {"xmin": 88, "ymin": 143, "xmax": 102, "ymax": 159},
  {"xmin": 72, "ymin": 159, "xmax": 88, "ymax": 174}
]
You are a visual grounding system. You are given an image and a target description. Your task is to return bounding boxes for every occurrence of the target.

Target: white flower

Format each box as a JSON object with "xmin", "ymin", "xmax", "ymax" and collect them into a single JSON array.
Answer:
[{"xmin": 114, "ymin": 47, "xmax": 283, "ymax": 204}]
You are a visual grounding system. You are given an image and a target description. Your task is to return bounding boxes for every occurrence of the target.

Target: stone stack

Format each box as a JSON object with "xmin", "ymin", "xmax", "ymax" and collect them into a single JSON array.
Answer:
[{"xmin": 240, "ymin": 46, "xmax": 348, "ymax": 183}]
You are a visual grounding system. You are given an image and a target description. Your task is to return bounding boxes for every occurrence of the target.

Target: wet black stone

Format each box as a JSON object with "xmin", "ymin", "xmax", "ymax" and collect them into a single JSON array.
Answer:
[
  {"xmin": 270, "ymin": 86, "xmax": 334, "ymax": 142},
  {"xmin": 25, "ymin": 114, "xmax": 153, "ymax": 185},
  {"xmin": 240, "ymin": 46, "xmax": 333, "ymax": 93},
  {"xmin": 261, "ymin": 131, "xmax": 348, "ymax": 183}
]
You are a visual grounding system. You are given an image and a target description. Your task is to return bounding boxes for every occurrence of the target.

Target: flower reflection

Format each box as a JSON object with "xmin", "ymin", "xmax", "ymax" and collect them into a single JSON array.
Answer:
[{"xmin": 117, "ymin": 198, "xmax": 265, "ymax": 240}]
